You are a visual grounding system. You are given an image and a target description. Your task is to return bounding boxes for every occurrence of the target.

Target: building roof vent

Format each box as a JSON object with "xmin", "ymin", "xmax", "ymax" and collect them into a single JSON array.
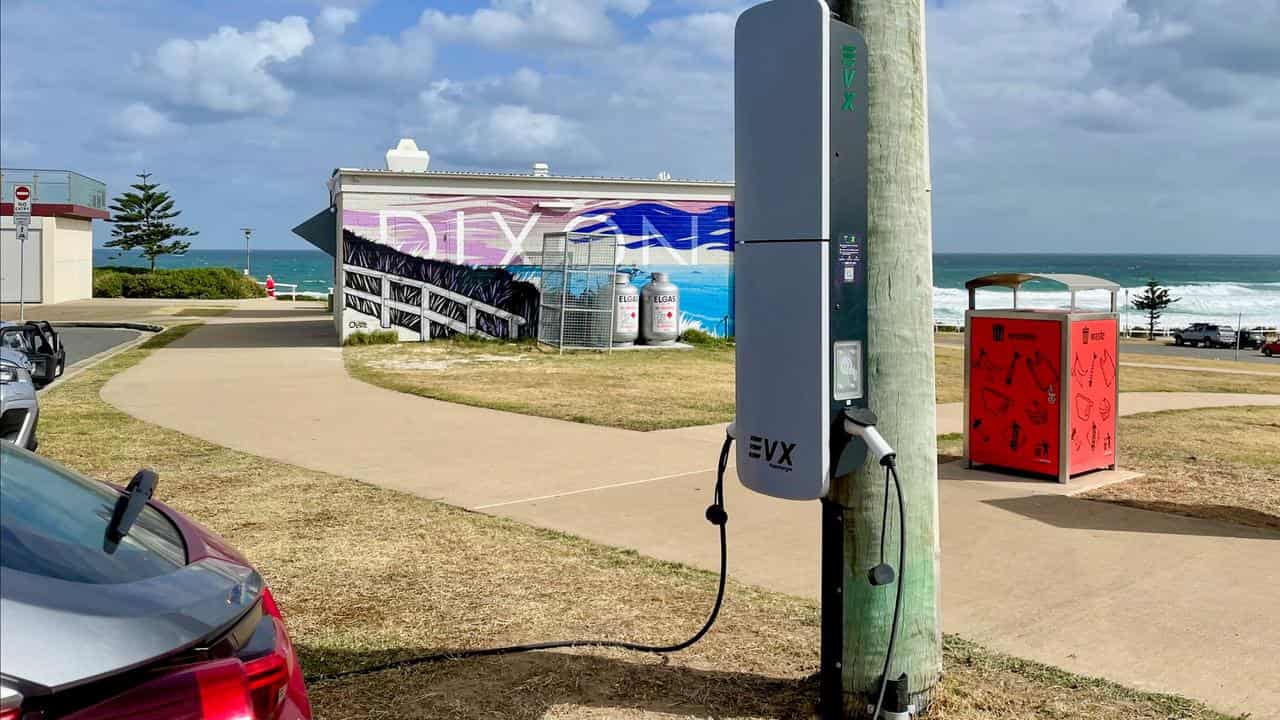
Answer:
[
  {"xmin": 532, "ymin": 162, "xmax": 550, "ymax": 177},
  {"xmin": 386, "ymin": 139, "xmax": 430, "ymax": 172},
  {"xmin": 656, "ymin": 171, "xmax": 672, "ymax": 181}
]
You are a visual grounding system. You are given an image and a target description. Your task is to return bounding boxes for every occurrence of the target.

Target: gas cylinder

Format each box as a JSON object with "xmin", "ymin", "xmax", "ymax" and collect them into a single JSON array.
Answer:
[
  {"xmin": 640, "ymin": 272, "xmax": 680, "ymax": 345},
  {"xmin": 611, "ymin": 273, "xmax": 640, "ymax": 346}
]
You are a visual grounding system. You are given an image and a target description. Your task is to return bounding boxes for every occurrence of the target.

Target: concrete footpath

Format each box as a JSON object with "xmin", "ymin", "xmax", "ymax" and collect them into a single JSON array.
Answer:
[{"xmin": 101, "ymin": 309, "xmax": 1280, "ymax": 716}]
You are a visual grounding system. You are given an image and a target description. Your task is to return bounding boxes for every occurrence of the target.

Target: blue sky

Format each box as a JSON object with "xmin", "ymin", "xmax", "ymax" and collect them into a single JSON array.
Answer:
[{"xmin": 2, "ymin": 0, "xmax": 1277, "ymax": 253}]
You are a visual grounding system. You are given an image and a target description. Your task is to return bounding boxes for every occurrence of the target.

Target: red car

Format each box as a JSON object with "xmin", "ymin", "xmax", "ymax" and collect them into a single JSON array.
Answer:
[
  {"xmin": 0, "ymin": 444, "xmax": 312, "ymax": 720},
  {"xmin": 1263, "ymin": 339, "xmax": 1280, "ymax": 358}
]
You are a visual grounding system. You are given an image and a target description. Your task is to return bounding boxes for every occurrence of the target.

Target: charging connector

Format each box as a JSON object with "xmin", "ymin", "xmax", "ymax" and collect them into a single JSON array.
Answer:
[{"xmin": 843, "ymin": 408, "xmax": 896, "ymax": 467}]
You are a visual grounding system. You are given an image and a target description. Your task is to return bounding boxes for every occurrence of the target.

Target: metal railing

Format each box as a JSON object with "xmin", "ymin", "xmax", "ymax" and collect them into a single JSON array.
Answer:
[
  {"xmin": 0, "ymin": 169, "xmax": 107, "ymax": 211},
  {"xmin": 255, "ymin": 280, "xmax": 301, "ymax": 303},
  {"xmin": 342, "ymin": 264, "xmax": 526, "ymax": 340}
]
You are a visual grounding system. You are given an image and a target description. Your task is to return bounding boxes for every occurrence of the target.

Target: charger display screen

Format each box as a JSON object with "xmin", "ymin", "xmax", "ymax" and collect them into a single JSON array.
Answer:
[{"xmin": 833, "ymin": 340, "xmax": 863, "ymax": 401}]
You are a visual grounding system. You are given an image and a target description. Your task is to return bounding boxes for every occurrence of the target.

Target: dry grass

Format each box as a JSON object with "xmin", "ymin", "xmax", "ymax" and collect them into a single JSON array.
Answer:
[
  {"xmin": 1117, "ymin": 353, "xmax": 1280, "ymax": 374},
  {"xmin": 933, "ymin": 344, "xmax": 1280, "ymax": 395},
  {"xmin": 1086, "ymin": 406, "xmax": 1280, "ymax": 531},
  {"xmin": 1112, "ymin": 364, "xmax": 1280, "ymax": 393},
  {"xmin": 31, "ymin": 325, "xmax": 1240, "ymax": 719},
  {"xmin": 346, "ymin": 337, "xmax": 736, "ymax": 431},
  {"xmin": 348, "ymin": 340, "xmax": 1276, "ymax": 432}
]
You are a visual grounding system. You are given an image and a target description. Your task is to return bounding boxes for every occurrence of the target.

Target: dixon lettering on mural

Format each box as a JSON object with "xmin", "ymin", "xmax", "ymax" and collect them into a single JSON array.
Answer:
[{"xmin": 346, "ymin": 196, "xmax": 734, "ymax": 268}]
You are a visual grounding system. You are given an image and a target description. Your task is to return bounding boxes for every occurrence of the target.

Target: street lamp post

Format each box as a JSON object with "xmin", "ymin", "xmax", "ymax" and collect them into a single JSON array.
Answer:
[
  {"xmin": 240, "ymin": 227, "xmax": 253, "ymax": 277},
  {"xmin": 1123, "ymin": 288, "xmax": 1129, "ymax": 338}
]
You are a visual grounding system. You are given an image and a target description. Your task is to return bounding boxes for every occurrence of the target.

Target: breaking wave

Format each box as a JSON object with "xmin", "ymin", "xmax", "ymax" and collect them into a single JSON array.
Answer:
[{"xmin": 935, "ymin": 282, "xmax": 1280, "ymax": 329}]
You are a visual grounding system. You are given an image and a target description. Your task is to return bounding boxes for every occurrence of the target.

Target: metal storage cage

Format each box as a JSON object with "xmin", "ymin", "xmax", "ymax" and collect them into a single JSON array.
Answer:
[{"xmin": 536, "ymin": 232, "xmax": 619, "ymax": 352}]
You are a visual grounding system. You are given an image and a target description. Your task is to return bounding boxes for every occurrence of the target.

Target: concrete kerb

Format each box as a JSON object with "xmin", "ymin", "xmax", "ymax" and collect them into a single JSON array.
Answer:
[
  {"xmin": 41, "ymin": 326, "xmax": 165, "ymax": 393},
  {"xmin": 51, "ymin": 321, "xmax": 166, "ymax": 332}
]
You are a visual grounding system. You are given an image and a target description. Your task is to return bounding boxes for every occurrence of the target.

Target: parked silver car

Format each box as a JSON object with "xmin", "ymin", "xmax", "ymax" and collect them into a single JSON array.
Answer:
[
  {"xmin": 0, "ymin": 347, "xmax": 39, "ymax": 451},
  {"xmin": 0, "ymin": 444, "xmax": 313, "ymax": 719}
]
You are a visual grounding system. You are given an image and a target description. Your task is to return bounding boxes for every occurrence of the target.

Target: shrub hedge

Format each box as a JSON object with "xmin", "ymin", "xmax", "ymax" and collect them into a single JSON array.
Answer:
[
  {"xmin": 93, "ymin": 267, "xmax": 266, "ymax": 300},
  {"xmin": 343, "ymin": 330, "xmax": 401, "ymax": 346}
]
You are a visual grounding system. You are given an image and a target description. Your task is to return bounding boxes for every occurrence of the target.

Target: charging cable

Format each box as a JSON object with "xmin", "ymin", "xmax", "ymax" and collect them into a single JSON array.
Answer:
[
  {"xmin": 306, "ymin": 428, "xmax": 735, "ymax": 685},
  {"xmin": 843, "ymin": 409, "xmax": 908, "ymax": 720}
]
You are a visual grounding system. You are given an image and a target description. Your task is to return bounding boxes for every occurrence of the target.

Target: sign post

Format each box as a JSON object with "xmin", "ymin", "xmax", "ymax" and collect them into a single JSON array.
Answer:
[{"xmin": 13, "ymin": 184, "xmax": 33, "ymax": 321}]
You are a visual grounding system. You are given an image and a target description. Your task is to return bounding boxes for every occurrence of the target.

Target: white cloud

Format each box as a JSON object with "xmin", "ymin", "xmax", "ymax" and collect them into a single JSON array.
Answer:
[
  {"xmin": 466, "ymin": 105, "xmax": 579, "ymax": 156},
  {"xmin": 150, "ymin": 16, "xmax": 314, "ymax": 115},
  {"xmin": 422, "ymin": 0, "xmax": 650, "ymax": 49},
  {"xmin": 113, "ymin": 102, "xmax": 181, "ymax": 138},
  {"xmin": 281, "ymin": 8, "xmax": 433, "ymax": 91},
  {"xmin": 317, "ymin": 7, "xmax": 359, "ymax": 35},
  {"xmin": 1087, "ymin": 0, "xmax": 1280, "ymax": 112},
  {"xmin": 648, "ymin": 10, "xmax": 739, "ymax": 61},
  {"xmin": 414, "ymin": 71, "xmax": 597, "ymax": 167}
]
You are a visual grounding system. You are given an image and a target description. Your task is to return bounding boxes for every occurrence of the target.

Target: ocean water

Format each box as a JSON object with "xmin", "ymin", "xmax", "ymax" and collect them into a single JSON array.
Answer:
[
  {"xmin": 95, "ymin": 248, "xmax": 336, "ymax": 297},
  {"xmin": 96, "ymin": 249, "xmax": 1279, "ymax": 332}
]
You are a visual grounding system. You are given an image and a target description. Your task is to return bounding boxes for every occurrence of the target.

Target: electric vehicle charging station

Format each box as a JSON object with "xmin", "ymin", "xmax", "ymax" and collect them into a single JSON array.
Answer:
[
  {"xmin": 736, "ymin": 2, "xmax": 911, "ymax": 718},
  {"xmin": 735, "ymin": 0, "xmax": 871, "ymax": 500}
]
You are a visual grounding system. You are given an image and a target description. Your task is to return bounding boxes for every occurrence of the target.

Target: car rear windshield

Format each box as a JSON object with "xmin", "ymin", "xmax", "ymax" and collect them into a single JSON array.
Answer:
[{"xmin": 0, "ymin": 446, "xmax": 186, "ymax": 584}]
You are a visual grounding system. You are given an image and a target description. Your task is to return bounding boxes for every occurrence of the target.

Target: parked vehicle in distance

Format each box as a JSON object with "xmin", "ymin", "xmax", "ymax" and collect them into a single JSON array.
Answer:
[
  {"xmin": 1172, "ymin": 323, "xmax": 1235, "ymax": 348},
  {"xmin": 0, "ymin": 321, "xmax": 65, "ymax": 388},
  {"xmin": 0, "ymin": 444, "xmax": 312, "ymax": 719},
  {"xmin": 1262, "ymin": 339, "xmax": 1280, "ymax": 358},
  {"xmin": 0, "ymin": 348, "xmax": 40, "ymax": 450},
  {"xmin": 1235, "ymin": 328, "xmax": 1264, "ymax": 350}
]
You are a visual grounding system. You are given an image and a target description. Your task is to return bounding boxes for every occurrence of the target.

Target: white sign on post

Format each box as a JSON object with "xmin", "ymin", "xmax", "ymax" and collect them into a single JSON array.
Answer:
[
  {"xmin": 13, "ymin": 184, "xmax": 33, "ymax": 225},
  {"xmin": 13, "ymin": 184, "xmax": 33, "ymax": 321}
]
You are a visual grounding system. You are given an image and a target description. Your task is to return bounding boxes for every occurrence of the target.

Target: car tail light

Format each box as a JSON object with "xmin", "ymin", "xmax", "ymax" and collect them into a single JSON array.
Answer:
[
  {"xmin": 239, "ymin": 588, "xmax": 311, "ymax": 720},
  {"xmin": 63, "ymin": 589, "xmax": 309, "ymax": 720},
  {"xmin": 0, "ymin": 684, "xmax": 22, "ymax": 720},
  {"xmin": 64, "ymin": 658, "xmax": 254, "ymax": 720},
  {"xmin": 241, "ymin": 589, "xmax": 293, "ymax": 720}
]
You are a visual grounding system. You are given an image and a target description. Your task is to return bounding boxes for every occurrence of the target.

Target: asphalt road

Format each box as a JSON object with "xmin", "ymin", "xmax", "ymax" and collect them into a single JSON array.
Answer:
[
  {"xmin": 937, "ymin": 334, "xmax": 1277, "ymax": 365},
  {"xmin": 59, "ymin": 327, "xmax": 141, "ymax": 367},
  {"xmin": 1116, "ymin": 340, "xmax": 1276, "ymax": 365}
]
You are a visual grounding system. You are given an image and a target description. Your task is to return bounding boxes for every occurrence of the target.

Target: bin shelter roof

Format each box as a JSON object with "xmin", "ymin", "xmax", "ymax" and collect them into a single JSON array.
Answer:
[{"xmin": 964, "ymin": 273, "xmax": 1120, "ymax": 311}]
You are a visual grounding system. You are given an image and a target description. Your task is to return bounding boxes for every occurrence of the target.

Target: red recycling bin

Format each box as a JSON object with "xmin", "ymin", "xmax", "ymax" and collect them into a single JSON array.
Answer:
[{"xmin": 963, "ymin": 273, "xmax": 1121, "ymax": 483}]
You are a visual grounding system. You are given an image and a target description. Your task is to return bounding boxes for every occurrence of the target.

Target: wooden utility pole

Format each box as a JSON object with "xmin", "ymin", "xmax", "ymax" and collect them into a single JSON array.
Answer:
[{"xmin": 830, "ymin": 0, "xmax": 942, "ymax": 714}]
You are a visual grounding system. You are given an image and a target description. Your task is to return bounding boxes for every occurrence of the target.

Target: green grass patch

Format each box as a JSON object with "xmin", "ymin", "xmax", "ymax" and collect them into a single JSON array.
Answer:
[
  {"xmin": 678, "ymin": 328, "xmax": 734, "ymax": 348},
  {"xmin": 139, "ymin": 323, "xmax": 201, "ymax": 349},
  {"xmin": 343, "ymin": 330, "xmax": 401, "ymax": 346}
]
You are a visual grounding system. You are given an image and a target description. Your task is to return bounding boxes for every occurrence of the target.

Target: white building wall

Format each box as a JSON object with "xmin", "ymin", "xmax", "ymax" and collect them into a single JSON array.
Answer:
[{"xmin": 44, "ymin": 216, "xmax": 94, "ymax": 304}]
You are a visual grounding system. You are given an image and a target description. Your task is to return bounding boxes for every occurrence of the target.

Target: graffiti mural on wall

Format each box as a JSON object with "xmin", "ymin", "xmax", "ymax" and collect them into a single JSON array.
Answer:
[
  {"xmin": 342, "ymin": 232, "xmax": 540, "ymax": 341},
  {"xmin": 341, "ymin": 193, "xmax": 735, "ymax": 335}
]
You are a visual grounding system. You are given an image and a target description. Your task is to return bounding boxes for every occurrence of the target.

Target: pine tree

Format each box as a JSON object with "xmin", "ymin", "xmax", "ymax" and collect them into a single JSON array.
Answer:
[
  {"xmin": 1132, "ymin": 278, "xmax": 1179, "ymax": 340},
  {"xmin": 105, "ymin": 172, "xmax": 197, "ymax": 271}
]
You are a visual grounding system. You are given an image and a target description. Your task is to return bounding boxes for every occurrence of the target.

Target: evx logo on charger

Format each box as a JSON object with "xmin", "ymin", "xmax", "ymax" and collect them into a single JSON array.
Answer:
[{"xmin": 748, "ymin": 435, "xmax": 796, "ymax": 471}]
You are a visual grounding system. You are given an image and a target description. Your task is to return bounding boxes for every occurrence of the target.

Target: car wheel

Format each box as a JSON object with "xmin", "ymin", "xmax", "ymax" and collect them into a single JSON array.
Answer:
[
  {"xmin": 56, "ymin": 360, "xmax": 64, "ymax": 377},
  {"xmin": 1265, "ymin": 348, "xmax": 1274, "ymax": 357},
  {"xmin": 1174, "ymin": 336, "xmax": 1183, "ymax": 346}
]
